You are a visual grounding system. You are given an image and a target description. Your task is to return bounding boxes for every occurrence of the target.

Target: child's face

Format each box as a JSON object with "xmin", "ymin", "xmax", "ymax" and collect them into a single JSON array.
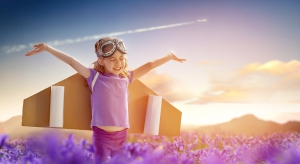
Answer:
[{"xmin": 101, "ymin": 50, "xmax": 126, "ymax": 75}]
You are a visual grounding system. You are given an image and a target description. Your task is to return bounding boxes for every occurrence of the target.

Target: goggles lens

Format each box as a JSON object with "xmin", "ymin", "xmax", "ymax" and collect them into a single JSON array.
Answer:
[
  {"xmin": 102, "ymin": 44, "xmax": 114, "ymax": 53},
  {"xmin": 118, "ymin": 41, "xmax": 126, "ymax": 51}
]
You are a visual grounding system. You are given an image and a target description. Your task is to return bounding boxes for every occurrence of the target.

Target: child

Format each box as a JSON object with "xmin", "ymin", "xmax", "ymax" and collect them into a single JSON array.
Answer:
[{"xmin": 25, "ymin": 37, "xmax": 186, "ymax": 162}]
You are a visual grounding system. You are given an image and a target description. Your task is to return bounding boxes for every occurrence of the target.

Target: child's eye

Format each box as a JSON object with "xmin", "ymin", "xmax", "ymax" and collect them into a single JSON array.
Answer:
[
  {"xmin": 120, "ymin": 58, "xmax": 123, "ymax": 60},
  {"xmin": 110, "ymin": 59, "xmax": 115, "ymax": 61}
]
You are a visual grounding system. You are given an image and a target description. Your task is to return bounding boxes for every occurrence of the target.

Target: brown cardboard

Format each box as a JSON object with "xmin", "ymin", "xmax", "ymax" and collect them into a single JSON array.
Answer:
[{"xmin": 22, "ymin": 73, "xmax": 181, "ymax": 136}]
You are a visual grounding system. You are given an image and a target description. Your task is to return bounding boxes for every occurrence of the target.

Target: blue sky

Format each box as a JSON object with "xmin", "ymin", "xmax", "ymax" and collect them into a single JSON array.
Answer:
[{"xmin": 1, "ymin": 0, "xmax": 300, "ymax": 125}]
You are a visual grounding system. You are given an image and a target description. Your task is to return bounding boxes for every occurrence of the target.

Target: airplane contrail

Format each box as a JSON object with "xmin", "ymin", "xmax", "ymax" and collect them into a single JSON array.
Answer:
[{"xmin": 2, "ymin": 19, "xmax": 207, "ymax": 54}]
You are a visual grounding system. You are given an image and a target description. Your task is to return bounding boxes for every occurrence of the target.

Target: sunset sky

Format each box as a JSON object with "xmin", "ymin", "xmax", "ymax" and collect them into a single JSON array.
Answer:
[{"xmin": 1, "ymin": 0, "xmax": 300, "ymax": 126}]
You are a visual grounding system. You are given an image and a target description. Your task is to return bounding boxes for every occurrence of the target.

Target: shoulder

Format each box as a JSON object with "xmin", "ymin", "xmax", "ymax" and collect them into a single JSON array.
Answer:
[
  {"xmin": 86, "ymin": 68, "xmax": 99, "ymax": 82},
  {"xmin": 127, "ymin": 70, "xmax": 134, "ymax": 83}
]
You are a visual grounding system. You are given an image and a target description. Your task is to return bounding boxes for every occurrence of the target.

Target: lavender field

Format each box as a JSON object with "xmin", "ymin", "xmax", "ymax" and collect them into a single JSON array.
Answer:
[{"xmin": 1, "ymin": 130, "xmax": 300, "ymax": 164}]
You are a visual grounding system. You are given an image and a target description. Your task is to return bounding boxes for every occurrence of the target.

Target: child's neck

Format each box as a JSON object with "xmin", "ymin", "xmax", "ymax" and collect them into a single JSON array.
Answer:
[{"xmin": 103, "ymin": 71, "xmax": 119, "ymax": 77}]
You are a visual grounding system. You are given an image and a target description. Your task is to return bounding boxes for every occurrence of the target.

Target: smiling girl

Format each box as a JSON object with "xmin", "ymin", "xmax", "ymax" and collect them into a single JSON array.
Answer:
[{"xmin": 25, "ymin": 37, "xmax": 186, "ymax": 162}]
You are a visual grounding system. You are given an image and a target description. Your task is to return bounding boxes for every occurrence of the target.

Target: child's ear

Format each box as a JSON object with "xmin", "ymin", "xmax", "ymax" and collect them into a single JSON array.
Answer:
[{"xmin": 98, "ymin": 57, "xmax": 104, "ymax": 65}]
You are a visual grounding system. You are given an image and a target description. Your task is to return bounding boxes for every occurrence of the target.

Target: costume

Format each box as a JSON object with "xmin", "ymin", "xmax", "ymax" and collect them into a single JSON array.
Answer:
[{"xmin": 85, "ymin": 68, "xmax": 133, "ymax": 162}]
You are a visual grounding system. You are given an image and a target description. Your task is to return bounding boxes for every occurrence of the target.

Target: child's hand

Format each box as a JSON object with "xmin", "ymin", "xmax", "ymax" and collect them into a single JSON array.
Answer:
[
  {"xmin": 25, "ymin": 43, "xmax": 48, "ymax": 56},
  {"xmin": 169, "ymin": 51, "xmax": 186, "ymax": 63}
]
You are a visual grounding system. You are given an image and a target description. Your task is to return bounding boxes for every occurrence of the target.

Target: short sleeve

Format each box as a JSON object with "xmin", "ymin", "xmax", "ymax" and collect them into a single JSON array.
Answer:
[
  {"xmin": 85, "ymin": 68, "xmax": 97, "ymax": 90},
  {"xmin": 128, "ymin": 70, "xmax": 133, "ymax": 84}
]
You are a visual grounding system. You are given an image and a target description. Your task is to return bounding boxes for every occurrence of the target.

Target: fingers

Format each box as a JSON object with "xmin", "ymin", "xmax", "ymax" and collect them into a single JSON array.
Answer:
[
  {"xmin": 173, "ymin": 57, "xmax": 186, "ymax": 63},
  {"xmin": 25, "ymin": 48, "xmax": 39, "ymax": 56},
  {"xmin": 170, "ymin": 51, "xmax": 186, "ymax": 63},
  {"xmin": 25, "ymin": 43, "xmax": 45, "ymax": 56},
  {"xmin": 178, "ymin": 59, "xmax": 186, "ymax": 63},
  {"xmin": 25, "ymin": 51, "xmax": 35, "ymax": 56}
]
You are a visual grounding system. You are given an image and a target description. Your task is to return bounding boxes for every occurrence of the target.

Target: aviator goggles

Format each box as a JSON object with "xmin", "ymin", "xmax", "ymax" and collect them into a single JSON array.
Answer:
[{"xmin": 96, "ymin": 38, "xmax": 127, "ymax": 57}]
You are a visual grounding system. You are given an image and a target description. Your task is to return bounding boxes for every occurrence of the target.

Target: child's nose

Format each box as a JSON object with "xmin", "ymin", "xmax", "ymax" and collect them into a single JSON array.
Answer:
[{"xmin": 115, "ymin": 60, "xmax": 122, "ymax": 66}]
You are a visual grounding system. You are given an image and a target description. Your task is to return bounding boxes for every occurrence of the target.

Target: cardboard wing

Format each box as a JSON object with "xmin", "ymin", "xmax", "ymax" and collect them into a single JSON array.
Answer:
[{"xmin": 22, "ymin": 73, "xmax": 181, "ymax": 136}]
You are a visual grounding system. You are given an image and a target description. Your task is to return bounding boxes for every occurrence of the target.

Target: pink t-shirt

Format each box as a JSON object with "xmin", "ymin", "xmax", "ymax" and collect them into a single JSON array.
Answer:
[{"xmin": 85, "ymin": 68, "xmax": 133, "ymax": 129}]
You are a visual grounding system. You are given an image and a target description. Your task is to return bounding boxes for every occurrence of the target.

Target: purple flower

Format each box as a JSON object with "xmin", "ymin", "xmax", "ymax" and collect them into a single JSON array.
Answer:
[
  {"xmin": 80, "ymin": 139, "xmax": 95, "ymax": 153},
  {"xmin": 1, "ymin": 130, "xmax": 300, "ymax": 163},
  {"xmin": 0, "ymin": 134, "xmax": 12, "ymax": 149}
]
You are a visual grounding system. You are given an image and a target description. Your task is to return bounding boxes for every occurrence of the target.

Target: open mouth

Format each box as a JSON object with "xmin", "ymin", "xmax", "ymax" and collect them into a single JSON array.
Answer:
[{"xmin": 113, "ymin": 67, "xmax": 122, "ymax": 71}]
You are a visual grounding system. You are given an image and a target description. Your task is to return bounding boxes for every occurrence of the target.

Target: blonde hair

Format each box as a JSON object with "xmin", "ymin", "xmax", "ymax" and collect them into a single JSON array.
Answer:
[{"xmin": 92, "ymin": 37, "xmax": 130, "ymax": 78}]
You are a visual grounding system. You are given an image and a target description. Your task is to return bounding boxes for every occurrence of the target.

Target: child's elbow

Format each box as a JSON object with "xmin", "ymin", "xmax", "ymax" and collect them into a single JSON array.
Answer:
[{"xmin": 69, "ymin": 57, "xmax": 77, "ymax": 66}]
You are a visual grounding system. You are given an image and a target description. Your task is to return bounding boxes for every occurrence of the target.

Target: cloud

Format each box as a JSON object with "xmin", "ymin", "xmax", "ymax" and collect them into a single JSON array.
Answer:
[
  {"xmin": 2, "ymin": 21, "xmax": 201, "ymax": 54},
  {"xmin": 238, "ymin": 60, "xmax": 300, "ymax": 75},
  {"xmin": 139, "ymin": 70, "xmax": 197, "ymax": 103},
  {"xmin": 189, "ymin": 60, "xmax": 300, "ymax": 104},
  {"xmin": 2, "ymin": 45, "xmax": 27, "ymax": 54}
]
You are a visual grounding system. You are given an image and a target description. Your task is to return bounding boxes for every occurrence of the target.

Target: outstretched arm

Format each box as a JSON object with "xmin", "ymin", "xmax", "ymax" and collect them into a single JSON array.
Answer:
[
  {"xmin": 25, "ymin": 43, "xmax": 90, "ymax": 78},
  {"xmin": 132, "ymin": 52, "xmax": 186, "ymax": 81}
]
